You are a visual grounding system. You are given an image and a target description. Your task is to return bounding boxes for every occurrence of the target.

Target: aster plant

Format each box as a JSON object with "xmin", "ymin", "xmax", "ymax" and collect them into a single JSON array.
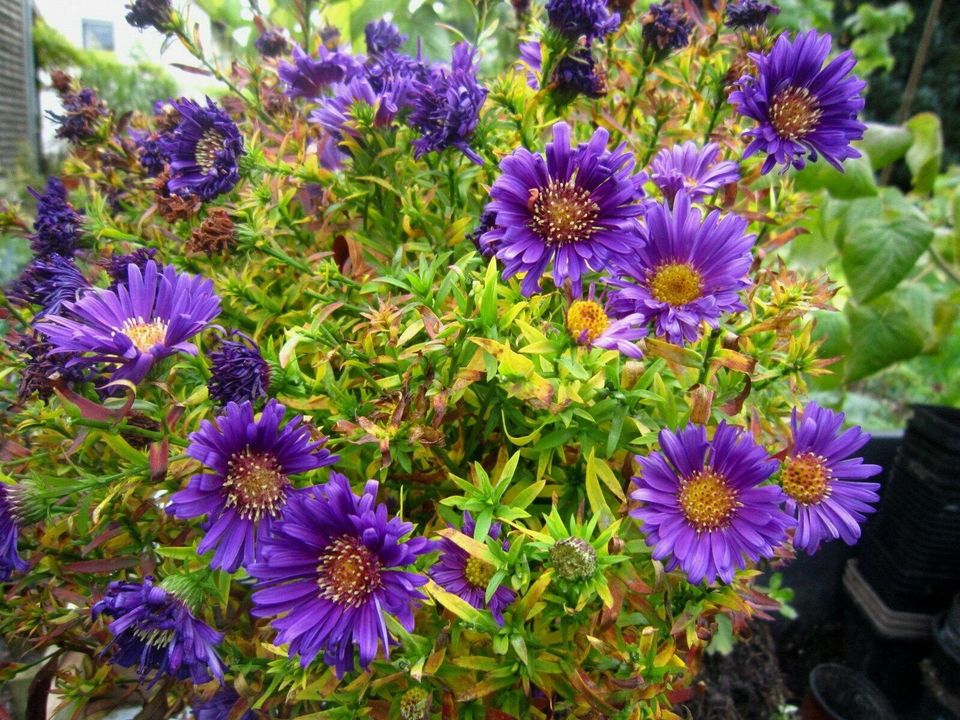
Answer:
[{"xmin": 0, "ymin": 3, "xmax": 891, "ymax": 718}]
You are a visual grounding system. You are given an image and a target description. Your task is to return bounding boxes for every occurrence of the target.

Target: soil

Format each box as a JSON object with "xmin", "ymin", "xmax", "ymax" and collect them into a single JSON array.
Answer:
[{"xmin": 683, "ymin": 623, "xmax": 790, "ymax": 720}]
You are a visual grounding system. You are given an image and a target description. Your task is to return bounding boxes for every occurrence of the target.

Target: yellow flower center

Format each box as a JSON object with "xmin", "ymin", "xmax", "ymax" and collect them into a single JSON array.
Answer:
[
  {"xmin": 770, "ymin": 86, "xmax": 822, "ymax": 141},
  {"xmin": 196, "ymin": 128, "xmax": 225, "ymax": 173},
  {"xmin": 678, "ymin": 469, "xmax": 738, "ymax": 532},
  {"xmin": 464, "ymin": 556, "xmax": 496, "ymax": 589},
  {"xmin": 649, "ymin": 262, "xmax": 703, "ymax": 306},
  {"xmin": 317, "ymin": 535, "xmax": 382, "ymax": 607},
  {"xmin": 567, "ymin": 300, "xmax": 610, "ymax": 343},
  {"xmin": 781, "ymin": 451, "xmax": 831, "ymax": 505},
  {"xmin": 120, "ymin": 318, "xmax": 169, "ymax": 352},
  {"xmin": 529, "ymin": 179, "xmax": 600, "ymax": 246},
  {"xmin": 224, "ymin": 450, "xmax": 289, "ymax": 521}
]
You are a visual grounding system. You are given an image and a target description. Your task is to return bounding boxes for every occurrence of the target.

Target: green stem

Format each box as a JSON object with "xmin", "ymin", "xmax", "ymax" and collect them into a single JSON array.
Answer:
[{"xmin": 696, "ymin": 328, "xmax": 721, "ymax": 385}]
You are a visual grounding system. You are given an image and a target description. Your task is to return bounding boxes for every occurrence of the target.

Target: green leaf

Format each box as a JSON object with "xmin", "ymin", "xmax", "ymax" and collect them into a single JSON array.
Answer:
[
  {"xmin": 793, "ymin": 152, "xmax": 877, "ymax": 199},
  {"xmin": 809, "ymin": 310, "xmax": 850, "ymax": 390},
  {"xmin": 859, "ymin": 122, "xmax": 913, "ymax": 170},
  {"xmin": 840, "ymin": 190, "xmax": 934, "ymax": 303},
  {"xmin": 905, "ymin": 113, "xmax": 943, "ymax": 194},
  {"xmin": 480, "ymin": 257, "xmax": 499, "ymax": 328},
  {"xmin": 845, "ymin": 294, "xmax": 927, "ymax": 381}
]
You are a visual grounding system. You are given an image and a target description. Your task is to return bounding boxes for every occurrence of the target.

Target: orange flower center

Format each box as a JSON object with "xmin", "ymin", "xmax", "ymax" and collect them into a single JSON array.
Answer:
[
  {"xmin": 120, "ymin": 318, "xmax": 169, "ymax": 352},
  {"xmin": 567, "ymin": 300, "xmax": 610, "ymax": 343},
  {"xmin": 679, "ymin": 469, "xmax": 738, "ymax": 532},
  {"xmin": 781, "ymin": 451, "xmax": 831, "ymax": 505},
  {"xmin": 224, "ymin": 450, "xmax": 289, "ymax": 521},
  {"xmin": 649, "ymin": 262, "xmax": 703, "ymax": 306},
  {"xmin": 317, "ymin": 535, "xmax": 382, "ymax": 607},
  {"xmin": 530, "ymin": 179, "xmax": 600, "ymax": 246},
  {"xmin": 770, "ymin": 86, "xmax": 822, "ymax": 141}
]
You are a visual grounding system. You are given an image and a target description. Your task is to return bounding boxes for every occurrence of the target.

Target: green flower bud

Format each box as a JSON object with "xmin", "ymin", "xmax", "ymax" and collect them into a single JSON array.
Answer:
[
  {"xmin": 399, "ymin": 687, "xmax": 430, "ymax": 720},
  {"xmin": 549, "ymin": 537, "xmax": 597, "ymax": 580}
]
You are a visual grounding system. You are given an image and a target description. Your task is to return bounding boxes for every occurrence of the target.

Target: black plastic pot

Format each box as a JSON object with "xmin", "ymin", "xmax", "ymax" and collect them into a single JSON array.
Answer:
[
  {"xmin": 908, "ymin": 405, "xmax": 960, "ymax": 453},
  {"xmin": 931, "ymin": 595, "xmax": 960, "ymax": 698},
  {"xmin": 800, "ymin": 664, "xmax": 897, "ymax": 720}
]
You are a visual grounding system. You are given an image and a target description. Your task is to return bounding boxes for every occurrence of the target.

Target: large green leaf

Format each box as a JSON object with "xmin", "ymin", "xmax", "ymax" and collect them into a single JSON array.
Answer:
[
  {"xmin": 844, "ymin": 294, "xmax": 928, "ymax": 381},
  {"xmin": 793, "ymin": 152, "xmax": 877, "ymax": 199},
  {"xmin": 905, "ymin": 113, "xmax": 943, "ymax": 194},
  {"xmin": 810, "ymin": 309, "xmax": 850, "ymax": 390},
  {"xmin": 840, "ymin": 189, "xmax": 934, "ymax": 303},
  {"xmin": 859, "ymin": 122, "xmax": 913, "ymax": 170}
]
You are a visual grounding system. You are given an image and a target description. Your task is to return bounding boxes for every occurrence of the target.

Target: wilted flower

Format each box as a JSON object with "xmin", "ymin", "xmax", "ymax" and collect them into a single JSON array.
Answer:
[
  {"xmin": 14, "ymin": 334, "xmax": 91, "ymax": 402},
  {"xmin": 92, "ymin": 577, "xmax": 224, "ymax": 685},
  {"xmin": 606, "ymin": 193, "xmax": 754, "ymax": 345},
  {"xmin": 480, "ymin": 122, "xmax": 647, "ymax": 296},
  {"xmin": 167, "ymin": 400, "xmax": 336, "ymax": 572},
  {"xmin": 125, "ymin": 0, "xmax": 172, "ymax": 31},
  {"xmin": 35, "ymin": 261, "xmax": 220, "ymax": 385},
  {"xmin": 155, "ymin": 172, "xmax": 202, "ymax": 221},
  {"xmin": 250, "ymin": 473, "xmax": 430, "ymax": 676},
  {"xmin": 255, "ymin": 28, "xmax": 290, "ymax": 58},
  {"xmin": 278, "ymin": 44, "xmax": 362, "ymax": 99},
  {"xmin": 409, "ymin": 43, "xmax": 488, "ymax": 165},
  {"xmin": 207, "ymin": 334, "xmax": 271, "ymax": 406},
  {"xmin": 192, "ymin": 687, "xmax": 254, "ymax": 720},
  {"xmin": 641, "ymin": 2, "xmax": 693, "ymax": 54},
  {"xmin": 49, "ymin": 87, "xmax": 107, "ymax": 143},
  {"xmin": 726, "ymin": 0, "xmax": 780, "ymax": 29},
  {"xmin": 546, "ymin": 0, "xmax": 620, "ymax": 43},
  {"xmin": 781, "ymin": 402, "xmax": 881, "ymax": 553},
  {"xmin": 631, "ymin": 422, "xmax": 793, "ymax": 584},
  {"xmin": 365, "ymin": 18, "xmax": 407, "ymax": 54},
  {"xmin": 553, "ymin": 49, "xmax": 607, "ymax": 98},
  {"xmin": 186, "ymin": 208, "xmax": 236, "ymax": 256},
  {"xmin": 161, "ymin": 98, "xmax": 244, "ymax": 200},
  {"xmin": 27, "ymin": 177, "xmax": 84, "ymax": 257},
  {"xmin": 0, "ymin": 484, "xmax": 29, "ymax": 582},
  {"xmin": 130, "ymin": 129, "xmax": 168, "ymax": 176},
  {"xmin": 729, "ymin": 30, "xmax": 866, "ymax": 173},
  {"xmin": 8, "ymin": 253, "xmax": 89, "ymax": 318},
  {"xmin": 649, "ymin": 141, "xmax": 740, "ymax": 203},
  {"xmin": 430, "ymin": 511, "xmax": 516, "ymax": 624},
  {"xmin": 102, "ymin": 248, "xmax": 158, "ymax": 287}
]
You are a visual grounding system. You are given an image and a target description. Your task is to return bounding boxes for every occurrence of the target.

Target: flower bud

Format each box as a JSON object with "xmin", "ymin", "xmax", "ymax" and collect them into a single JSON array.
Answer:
[{"xmin": 550, "ymin": 537, "xmax": 597, "ymax": 580}]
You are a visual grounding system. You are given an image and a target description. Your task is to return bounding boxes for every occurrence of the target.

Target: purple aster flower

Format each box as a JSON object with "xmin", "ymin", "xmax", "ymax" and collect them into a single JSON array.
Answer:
[
  {"xmin": 35, "ymin": 261, "xmax": 220, "ymax": 386},
  {"xmin": 27, "ymin": 177, "xmax": 84, "ymax": 257},
  {"xmin": 92, "ymin": 576, "xmax": 224, "ymax": 685},
  {"xmin": 255, "ymin": 28, "xmax": 290, "ymax": 58},
  {"xmin": 553, "ymin": 49, "xmax": 606, "ymax": 99},
  {"xmin": 631, "ymin": 422, "xmax": 793, "ymax": 585},
  {"xmin": 49, "ymin": 87, "xmax": 107, "ymax": 143},
  {"xmin": 781, "ymin": 402, "xmax": 881, "ymax": 553},
  {"xmin": 207, "ymin": 334, "xmax": 271, "ymax": 406},
  {"xmin": 192, "ymin": 687, "xmax": 255, "ymax": 720},
  {"xmin": 166, "ymin": 399, "xmax": 336, "ymax": 573},
  {"xmin": 102, "ymin": 248, "xmax": 159, "ymax": 288},
  {"xmin": 409, "ymin": 43, "xmax": 488, "ymax": 165},
  {"xmin": 650, "ymin": 142, "xmax": 740, "ymax": 203},
  {"xmin": 14, "ymin": 334, "xmax": 92, "ymax": 402},
  {"xmin": 566, "ymin": 286, "xmax": 646, "ymax": 358},
  {"xmin": 8, "ymin": 254, "xmax": 89, "ymax": 319},
  {"xmin": 125, "ymin": 0, "xmax": 172, "ymax": 31},
  {"xmin": 517, "ymin": 40, "xmax": 542, "ymax": 90},
  {"xmin": 605, "ymin": 194, "xmax": 754, "ymax": 345},
  {"xmin": 310, "ymin": 78, "xmax": 402, "ymax": 169},
  {"xmin": 726, "ymin": 0, "xmax": 780, "ymax": 28},
  {"xmin": 546, "ymin": 0, "xmax": 620, "ymax": 43},
  {"xmin": 130, "ymin": 129, "xmax": 168, "ymax": 176},
  {"xmin": 467, "ymin": 209, "xmax": 498, "ymax": 255},
  {"xmin": 160, "ymin": 98, "xmax": 245, "ymax": 201},
  {"xmin": 0, "ymin": 484, "xmax": 28, "ymax": 582},
  {"xmin": 429, "ymin": 511, "xmax": 516, "ymax": 624},
  {"xmin": 249, "ymin": 473, "xmax": 430, "ymax": 676},
  {"xmin": 641, "ymin": 2, "xmax": 693, "ymax": 54},
  {"xmin": 365, "ymin": 19, "xmax": 407, "ymax": 54},
  {"xmin": 480, "ymin": 122, "xmax": 647, "ymax": 297},
  {"xmin": 729, "ymin": 30, "xmax": 866, "ymax": 174},
  {"xmin": 278, "ymin": 44, "xmax": 362, "ymax": 99}
]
